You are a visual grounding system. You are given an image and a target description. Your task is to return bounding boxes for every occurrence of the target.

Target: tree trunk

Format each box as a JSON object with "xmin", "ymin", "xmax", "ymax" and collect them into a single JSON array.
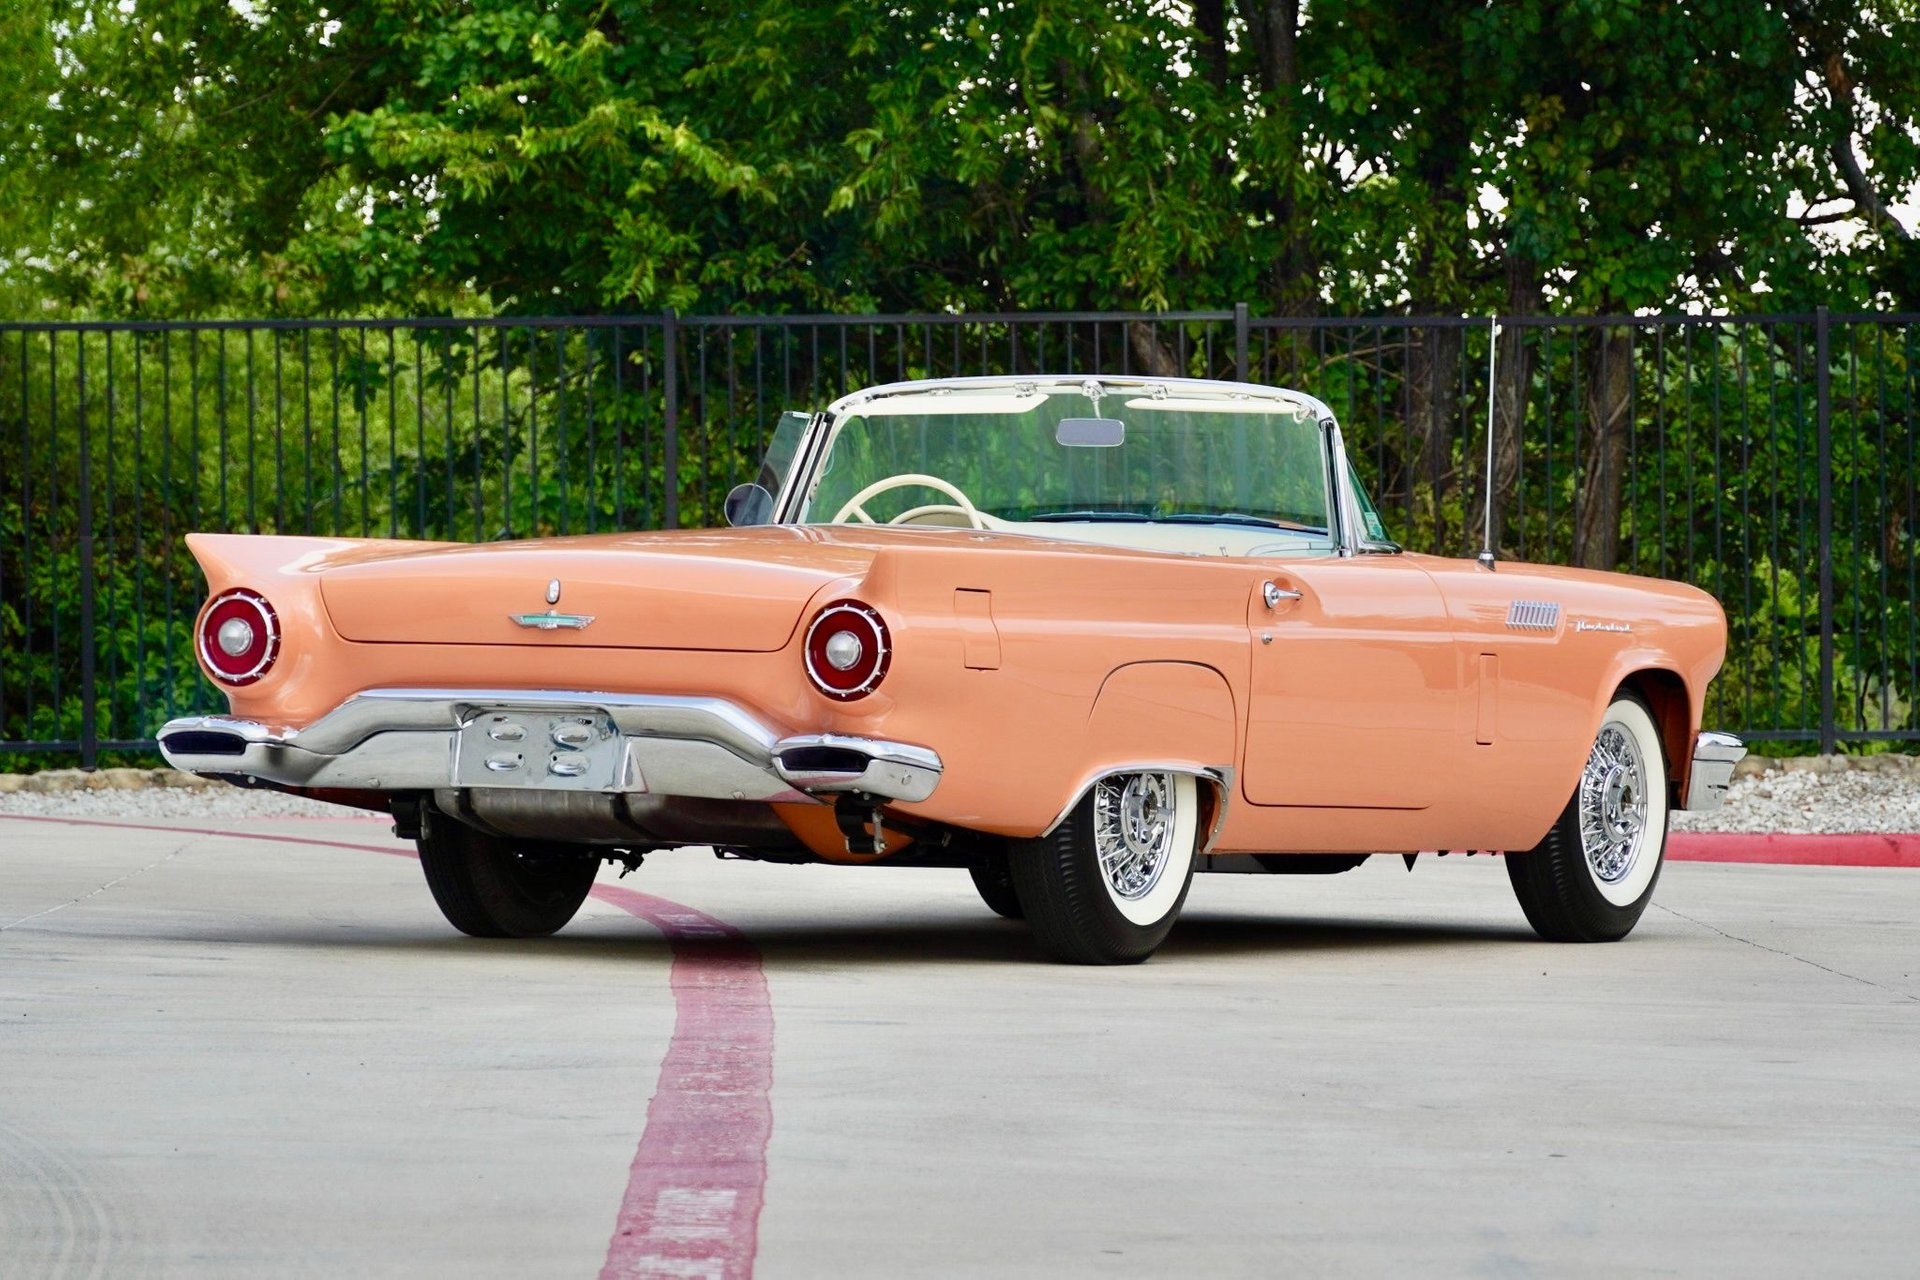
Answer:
[
  {"xmin": 1573, "ymin": 328, "xmax": 1635, "ymax": 569},
  {"xmin": 1190, "ymin": 0, "xmax": 1230, "ymax": 91},
  {"xmin": 1127, "ymin": 322, "xmax": 1184, "ymax": 378},
  {"xmin": 1406, "ymin": 323, "xmax": 1463, "ymax": 552},
  {"xmin": 1234, "ymin": 0, "xmax": 1315, "ymax": 315}
]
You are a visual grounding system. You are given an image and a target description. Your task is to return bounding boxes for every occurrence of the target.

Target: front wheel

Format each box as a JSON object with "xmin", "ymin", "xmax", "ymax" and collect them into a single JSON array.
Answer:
[
  {"xmin": 1507, "ymin": 693, "xmax": 1669, "ymax": 942},
  {"xmin": 1010, "ymin": 772, "xmax": 1200, "ymax": 964},
  {"xmin": 417, "ymin": 815, "xmax": 600, "ymax": 938}
]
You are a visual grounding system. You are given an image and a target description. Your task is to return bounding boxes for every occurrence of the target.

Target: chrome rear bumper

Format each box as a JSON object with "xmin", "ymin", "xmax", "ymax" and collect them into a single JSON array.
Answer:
[
  {"xmin": 1684, "ymin": 731, "xmax": 1746, "ymax": 812},
  {"xmin": 156, "ymin": 688, "xmax": 942, "ymax": 804}
]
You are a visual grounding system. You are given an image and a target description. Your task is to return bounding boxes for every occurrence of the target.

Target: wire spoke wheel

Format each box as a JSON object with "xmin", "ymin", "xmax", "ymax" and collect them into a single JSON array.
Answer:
[
  {"xmin": 1579, "ymin": 724, "xmax": 1648, "ymax": 885},
  {"xmin": 1011, "ymin": 771, "xmax": 1201, "ymax": 964},
  {"xmin": 1094, "ymin": 773, "xmax": 1176, "ymax": 901},
  {"xmin": 1508, "ymin": 693, "xmax": 1669, "ymax": 942}
]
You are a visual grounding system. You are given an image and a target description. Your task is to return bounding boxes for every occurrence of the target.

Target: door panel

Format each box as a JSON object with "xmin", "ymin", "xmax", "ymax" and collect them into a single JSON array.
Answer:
[{"xmin": 1242, "ymin": 558, "xmax": 1459, "ymax": 808}]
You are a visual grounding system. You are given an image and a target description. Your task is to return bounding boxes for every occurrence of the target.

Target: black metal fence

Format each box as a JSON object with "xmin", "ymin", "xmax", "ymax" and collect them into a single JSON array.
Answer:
[{"xmin": 1, "ymin": 308, "xmax": 1915, "ymax": 764}]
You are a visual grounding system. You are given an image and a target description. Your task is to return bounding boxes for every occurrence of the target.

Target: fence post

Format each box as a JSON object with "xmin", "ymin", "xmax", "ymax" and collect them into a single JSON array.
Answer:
[
  {"xmin": 662, "ymin": 310, "xmax": 679, "ymax": 530},
  {"xmin": 1815, "ymin": 305, "xmax": 1836, "ymax": 755},
  {"xmin": 76, "ymin": 335, "xmax": 98, "ymax": 770},
  {"xmin": 1233, "ymin": 302, "xmax": 1250, "ymax": 382}
]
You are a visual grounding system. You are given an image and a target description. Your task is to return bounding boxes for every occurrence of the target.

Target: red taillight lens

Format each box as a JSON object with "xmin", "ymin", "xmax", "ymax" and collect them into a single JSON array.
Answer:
[
  {"xmin": 804, "ymin": 601, "xmax": 890, "ymax": 700},
  {"xmin": 197, "ymin": 589, "xmax": 280, "ymax": 685}
]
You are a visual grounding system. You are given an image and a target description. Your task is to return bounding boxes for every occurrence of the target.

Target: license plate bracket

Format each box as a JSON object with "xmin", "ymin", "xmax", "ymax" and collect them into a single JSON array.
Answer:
[{"xmin": 452, "ymin": 707, "xmax": 623, "ymax": 790}]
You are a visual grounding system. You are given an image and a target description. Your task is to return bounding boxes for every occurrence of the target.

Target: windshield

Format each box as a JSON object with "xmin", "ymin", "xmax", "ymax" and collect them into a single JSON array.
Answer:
[{"xmin": 799, "ymin": 386, "xmax": 1333, "ymax": 544}]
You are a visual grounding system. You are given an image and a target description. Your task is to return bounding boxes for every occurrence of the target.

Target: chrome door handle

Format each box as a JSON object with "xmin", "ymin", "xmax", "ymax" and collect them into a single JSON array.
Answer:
[{"xmin": 1262, "ymin": 581, "xmax": 1303, "ymax": 609}]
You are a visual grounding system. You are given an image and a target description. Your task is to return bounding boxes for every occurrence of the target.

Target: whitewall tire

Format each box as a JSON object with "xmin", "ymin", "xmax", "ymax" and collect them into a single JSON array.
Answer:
[
  {"xmin": 1507, "ymin": 693, "xmax": 1669, "ymax": 942},
  {"xmin": 1011, "ymin": 772, "xmax": 1200, "ymax": 964}
]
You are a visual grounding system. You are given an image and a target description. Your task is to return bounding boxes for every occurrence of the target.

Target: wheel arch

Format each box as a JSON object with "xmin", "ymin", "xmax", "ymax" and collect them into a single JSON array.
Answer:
[
  {"xmin": 1040, "ymin": 765, "xmax": 1233, "ymax": 854},
  {"xmin": 1611, "ymin": 666, "xmax": 1694, "ymax": 804},
  {"xmin": 1037, "ymin": 661, "xmax": 1238, "ymax": 850}
]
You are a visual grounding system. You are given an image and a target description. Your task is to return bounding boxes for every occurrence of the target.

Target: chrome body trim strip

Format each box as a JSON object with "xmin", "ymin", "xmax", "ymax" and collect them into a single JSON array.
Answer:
[
  {"xmin": 1684, "ymin": 730, "xmax": 1746, "ymax": 812},
  {"xmin": 157, "ymin": 690, "xmax": 943, "ymax": 805}
]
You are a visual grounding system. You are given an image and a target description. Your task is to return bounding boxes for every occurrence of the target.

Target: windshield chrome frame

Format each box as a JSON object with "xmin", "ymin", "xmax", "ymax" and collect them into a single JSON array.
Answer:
[
  {"xmin": 1324, "ymin": 416, "xmax": 1353, "ymax": 556},
  {"xmin": 769, "ymin": 410, "xmax": 829, "ymax": 522},
  {"xmin": 770, "ymin": 376, "xmax": 1384, "ymax": 554}
]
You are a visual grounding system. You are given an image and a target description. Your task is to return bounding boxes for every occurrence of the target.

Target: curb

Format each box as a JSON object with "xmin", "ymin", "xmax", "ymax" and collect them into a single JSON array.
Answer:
[{"xmin": 1668, "ymin": 831, "xmax": 1920, "ymax": 868}]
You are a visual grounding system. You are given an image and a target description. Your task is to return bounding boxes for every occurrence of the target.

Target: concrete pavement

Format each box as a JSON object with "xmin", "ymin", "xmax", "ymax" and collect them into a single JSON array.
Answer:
[{"xmin": 2, "ymin": 811, "xmax": 1916, "ymax": 1277}]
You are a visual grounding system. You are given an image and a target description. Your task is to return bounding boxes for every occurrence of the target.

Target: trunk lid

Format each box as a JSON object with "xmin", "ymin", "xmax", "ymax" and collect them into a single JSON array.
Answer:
[{"xmin": 318, "ymin": 528, "xmax": 878, "ymax": 651}]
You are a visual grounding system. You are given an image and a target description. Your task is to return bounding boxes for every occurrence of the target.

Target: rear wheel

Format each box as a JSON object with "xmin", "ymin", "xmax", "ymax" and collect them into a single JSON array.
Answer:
[
  {"xmin": 417, "ymin": 814, "xmax": 600, "ymax": 938},
  {"xmin": 969, "ymin": 851, "xmax": 1025, "ymax": 919},
  {"xmin": 1507, "ymin": 693, "xmax": 1669, "ymax": 942},
  {"xmin": 1011, "ymin": 772, "xmax": 1199, "ymax": 964}
]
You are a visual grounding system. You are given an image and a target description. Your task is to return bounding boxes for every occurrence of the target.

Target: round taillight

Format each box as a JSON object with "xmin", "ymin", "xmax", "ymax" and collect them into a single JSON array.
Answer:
[
  {"xmin": 804, "ymin": 601, "xmax": 890, "ymax": 700},
  {"xmin": 198, "ymin": 589, "xmax": 281, "ymax": 685}
]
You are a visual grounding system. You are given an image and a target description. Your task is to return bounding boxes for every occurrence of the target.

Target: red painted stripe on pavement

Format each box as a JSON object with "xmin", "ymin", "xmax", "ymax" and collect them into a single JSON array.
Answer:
[
  {"xmin": 1, "ymin": 812, "xmax": 775, "ymax": 1278},
  {"xmin": 1669, "ymin": 830, "xmax": 1920, "ymax": 867},
  {"xmin": 592, "ymin": 883, "xmax": 772, "ymax": 1280}
]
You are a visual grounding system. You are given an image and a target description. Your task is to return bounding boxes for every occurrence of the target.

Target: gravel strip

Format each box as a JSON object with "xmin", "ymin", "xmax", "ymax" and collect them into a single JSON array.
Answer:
[
  {"xmin": 3, "ymin": 761, "xmax": 1917, "ymax": 834},
  {"xmin": 1671, "ymin": 767, "xmax": 1920, "ymax": 835},
  {"xmin": 0, "ymin": 786, "xmax": 371, "ymax": 822}
]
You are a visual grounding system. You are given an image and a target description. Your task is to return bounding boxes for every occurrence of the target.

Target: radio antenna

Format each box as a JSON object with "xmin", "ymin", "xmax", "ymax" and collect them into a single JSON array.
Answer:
[{"xmin": 1477, "ymin": 316, "xmax": 1499, "ymax": 571}]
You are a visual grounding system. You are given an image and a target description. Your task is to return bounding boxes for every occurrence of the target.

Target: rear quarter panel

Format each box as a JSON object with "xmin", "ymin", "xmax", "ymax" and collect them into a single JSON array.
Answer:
[
  {"xmin": 184, "ymin": 533, "xmax": 450, "ymax": 724},
  {"xmin": 822, "ymin": 537, "xmax": 1251, "ymax": 837}
]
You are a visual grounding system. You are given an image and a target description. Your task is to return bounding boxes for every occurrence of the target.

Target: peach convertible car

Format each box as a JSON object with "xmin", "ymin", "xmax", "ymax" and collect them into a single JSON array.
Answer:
[{"xmin": 158, "ymin": 376, "xmax": 1743, "ymax": 963}]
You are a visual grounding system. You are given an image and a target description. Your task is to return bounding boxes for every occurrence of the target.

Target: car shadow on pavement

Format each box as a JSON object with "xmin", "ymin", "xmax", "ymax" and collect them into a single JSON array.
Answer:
[
  {"xmin": 612, "ymin": 912, "xmax": 1529, "ymax": 966},
  {"xmin": 1164, "ymin": 912, "xmax": 1533, "ymax": 958},
  {"xmin": 101, "ymin": 911, "xmax": 1530, "ymax": 967}
]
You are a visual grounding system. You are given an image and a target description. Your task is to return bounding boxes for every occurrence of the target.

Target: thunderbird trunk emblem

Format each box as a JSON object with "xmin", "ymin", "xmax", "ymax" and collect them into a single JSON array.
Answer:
[
  {"xmin": 513, "ymin": 579, "xmax": 594, "ymax": 630},
  {"xmin": 511, "ymin": 611, "xmax": 594, "ymax": 631}
]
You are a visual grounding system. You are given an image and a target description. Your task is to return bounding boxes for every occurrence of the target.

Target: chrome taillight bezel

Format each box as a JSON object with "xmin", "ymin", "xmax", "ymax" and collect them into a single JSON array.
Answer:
[
  {"xmin": 197, "ymin": 589, "xmax": 281, "ymax": 686},
  {"xmin": 804, "ymin": 600, "xmax": 891, "ymax": 700}
]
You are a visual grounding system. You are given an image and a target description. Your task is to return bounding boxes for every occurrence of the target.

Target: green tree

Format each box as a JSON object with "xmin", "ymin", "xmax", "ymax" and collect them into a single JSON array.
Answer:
[{"xmin": 6, "ymin": 0, "xmax": 1917, "ymax": 322}]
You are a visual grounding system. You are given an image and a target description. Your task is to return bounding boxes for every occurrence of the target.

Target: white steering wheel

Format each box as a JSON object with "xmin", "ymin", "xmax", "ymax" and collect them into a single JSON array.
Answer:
[{"xmin": 830, "ymin": 473, "xmax": 988, "ymax": 530}]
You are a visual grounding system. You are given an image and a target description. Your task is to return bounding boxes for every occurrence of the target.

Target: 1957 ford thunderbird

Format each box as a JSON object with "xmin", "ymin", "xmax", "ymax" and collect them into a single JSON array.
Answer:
[{"xmin": 159, "ymin": 376, "xmax": 1744, "ymax": 963}]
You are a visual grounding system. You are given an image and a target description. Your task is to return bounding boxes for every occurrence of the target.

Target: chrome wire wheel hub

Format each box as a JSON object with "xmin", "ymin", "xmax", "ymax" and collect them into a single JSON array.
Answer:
[
  {"xmin": 1579, "ymin": 725, "xmax": 1647, "ymax": 884},
  {"xmin": 1094, "ymin": 773, "xmax": 1175, "ymax": 901}
]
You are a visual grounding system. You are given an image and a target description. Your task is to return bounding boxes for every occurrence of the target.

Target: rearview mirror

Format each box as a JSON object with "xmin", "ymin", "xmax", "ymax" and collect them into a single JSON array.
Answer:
[
  {"xmin": 724, "ymin": 482, "xmax": 775, "ymax": 527},
  {"xmin": 1056, "ymin": 416, "xmax": 1126, "ymax": 447}
]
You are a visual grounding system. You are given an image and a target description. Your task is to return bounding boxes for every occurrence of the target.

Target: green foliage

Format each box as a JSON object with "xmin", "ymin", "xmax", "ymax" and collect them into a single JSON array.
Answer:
[{"xmin": 3, "ymin": 0, "xmax": 1916, "ymax": 318}]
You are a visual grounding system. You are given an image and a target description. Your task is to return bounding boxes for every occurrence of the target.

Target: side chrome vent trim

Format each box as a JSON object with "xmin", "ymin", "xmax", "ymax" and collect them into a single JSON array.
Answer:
[{"xmin": 1505, "ymin": 600, "xmax": 1561, "ymax": 632}]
